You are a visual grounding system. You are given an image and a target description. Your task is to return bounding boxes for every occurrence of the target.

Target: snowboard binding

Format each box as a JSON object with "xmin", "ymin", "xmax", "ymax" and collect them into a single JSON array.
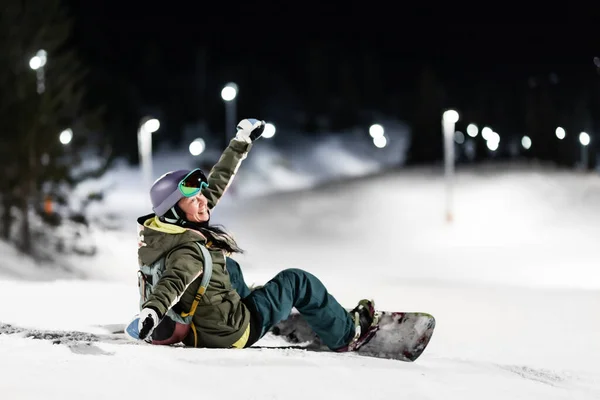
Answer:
[{"xmin": 337, "ymin": 299, "xmax": 380, "ymax": 352}]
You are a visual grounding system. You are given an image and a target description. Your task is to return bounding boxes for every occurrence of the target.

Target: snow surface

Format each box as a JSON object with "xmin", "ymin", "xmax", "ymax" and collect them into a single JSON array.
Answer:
[{"xmin": 0, "ymin": 138, "xmax": 599, "ymax": 399}]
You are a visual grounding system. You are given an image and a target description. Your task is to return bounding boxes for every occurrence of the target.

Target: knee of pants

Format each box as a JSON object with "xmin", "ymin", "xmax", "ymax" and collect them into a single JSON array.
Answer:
[
  {"xmin": 276, "ymin": 268, "xmax": 310, "ymax": 285},
  {"xmin": 279, "ymin": 268, "xmax": 313, "ymax": 278},
  {"xmin": 276, "ymin": 268, "xmax": 326, "ymax": 298}
]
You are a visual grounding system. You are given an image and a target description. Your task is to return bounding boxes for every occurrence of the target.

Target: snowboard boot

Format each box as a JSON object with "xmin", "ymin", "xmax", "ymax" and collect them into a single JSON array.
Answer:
[{"xmin": 336, "ymin": 299, "xmax": 379, "ymax": 352}]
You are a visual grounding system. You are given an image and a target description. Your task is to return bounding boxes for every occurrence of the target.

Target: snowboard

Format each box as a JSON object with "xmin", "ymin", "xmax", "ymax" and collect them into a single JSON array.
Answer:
[
  {"xmin": 124, "ymin": 311, "xmax": 436, "ymax": 362},
  {"xmin": 266, "ymin": 311, "xmax": 436, "ymax": 362}
]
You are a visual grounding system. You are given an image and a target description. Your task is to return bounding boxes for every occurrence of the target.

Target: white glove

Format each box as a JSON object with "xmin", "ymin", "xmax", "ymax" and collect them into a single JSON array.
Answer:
[
  {"xmin": 235, "ymin": 118, "xmax": 266, "ymax": 143},
  {"xmin": 138, "ymin": 307, "xmax": 161, "ymax": 341}
]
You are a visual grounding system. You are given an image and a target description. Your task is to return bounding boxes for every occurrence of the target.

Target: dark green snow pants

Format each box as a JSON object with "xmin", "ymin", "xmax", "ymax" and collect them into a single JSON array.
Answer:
[{"xmin": 225, "ymin": 258, "xmax": 355, "ymax": 350}]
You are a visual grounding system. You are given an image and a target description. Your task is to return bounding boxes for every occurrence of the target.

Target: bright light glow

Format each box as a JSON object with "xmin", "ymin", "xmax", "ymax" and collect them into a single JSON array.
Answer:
[
  {"xmin": 466, "ymin": 124, "xmax": 478, "ymax": 137},
  {"xmin": 579, "ymin": 132, "xmax": 590, "ymax": 146},
  {"xmin": 263, "ymin": 123, "xmax": 276, "ymax": 139},
  {"xmin": 59, "ymin": 129, "xmax": 73, "ymax": 145},
  {"xmin": 29, "ymin": 49, "xmax": 47, "ymax": 70},
  {"xmin": 521, "ymin": 136, "xmax": 532, "ymax": 150},
  {"xmin": 221, "ymin": 83, "xmax": 238, "ymax": 101},
  {"xmin": 373, "ymin": 135, "xmax": 387, "ymax": 148},
  {"xmin": 481, "ymin": 127, "xmax": 493, "ymax": 141},
  {"xmin": 454, "ymin": 131, "xmax": 465, "ymax": 144},
  {"xmin": 443, "ymin": 109, "xmax": 459, "ymax": 124},
  {"xmin": 488, "ymin": 131, "xmax": 500, "ymax": 144},
  {"xmin": 484, "ymin": 130, "xmax": 501, "ymax": 152},
  {"xmin": 487, "ymin": 140, "xmax": 499, "ymax": 151},
  {"xmin": 29, "ymin": 57, "xmax": 42, "ymax": 70},
  {"xmin": 369, "ymin": 124, "xmax": 384, "ymax": 139},
  {"xmin": 142, "ymin": 118, "xmax": 160, "ymax": 134},
  {"xmin": 555, "ymin": 127, "xmax": 566, "ymax": 140},
  {"xmin": 189, "ymin": 138, "xmax": 206, "ymax": 156}
]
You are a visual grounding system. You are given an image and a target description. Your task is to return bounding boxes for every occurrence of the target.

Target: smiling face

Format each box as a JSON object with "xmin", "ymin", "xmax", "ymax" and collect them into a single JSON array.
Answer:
[{"xmin": 177, "ymin": 193, "xmax": 209, "ymax": 223}]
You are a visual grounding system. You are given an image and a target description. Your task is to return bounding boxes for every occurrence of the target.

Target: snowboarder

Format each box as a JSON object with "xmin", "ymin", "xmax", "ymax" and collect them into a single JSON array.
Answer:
[{"xmin": 135, "ymin": 118, "xmax": 377, "ymax": 351}]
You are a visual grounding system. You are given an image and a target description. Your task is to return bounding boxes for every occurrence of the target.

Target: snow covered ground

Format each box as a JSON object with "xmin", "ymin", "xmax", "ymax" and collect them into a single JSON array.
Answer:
[{"xmin": 0, "ymin": 139, "xmax": 599, "ymax": 399}]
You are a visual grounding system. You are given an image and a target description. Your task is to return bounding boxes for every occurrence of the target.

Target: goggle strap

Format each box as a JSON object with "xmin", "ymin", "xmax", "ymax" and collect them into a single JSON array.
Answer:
[
  {"xmin": 171, "ymin": 206, "xmax": 181, "ymax": 220},
  {"xmin": 162, "ymin": 206, "xmax": 182, "ymax": 224},
  {"xmin": 163, "ymin": 213, "xmax": 178, "ymax": 224}
]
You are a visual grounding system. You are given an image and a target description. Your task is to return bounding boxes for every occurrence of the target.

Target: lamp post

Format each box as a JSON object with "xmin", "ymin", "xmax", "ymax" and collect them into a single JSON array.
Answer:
[
  {"xmin": 579, "ymin": 132, "xmax": 590, "ymax": 170},
  {"xmin": 26, "ymin": 49, "xmax": 48, "ymax": 232},
  {"xmin": 29, "ymin": 49, "xmax": 47, "ymax": 94},
  {"xmin": 137, "ymin": 117, "xmax": 160, "ymax": 192},
  {"xmin": 442, "ymin": 109, "xmax": 459, "ymax": 222},
  {"xmin": 221, "ymin": 82, "xmax": 238, "ymax": 149}
]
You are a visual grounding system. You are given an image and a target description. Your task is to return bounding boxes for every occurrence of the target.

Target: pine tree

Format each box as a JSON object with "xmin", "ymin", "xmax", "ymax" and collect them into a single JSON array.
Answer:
[{"xmin": 0, "ymin": 0, "xmax": 112, "ymax": 255}]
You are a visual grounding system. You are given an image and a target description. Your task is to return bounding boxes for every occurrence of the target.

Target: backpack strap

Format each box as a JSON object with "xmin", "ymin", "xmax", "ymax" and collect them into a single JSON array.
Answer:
[
  {"xmin": 194, "ymin": 242, "xmax": 213, "ymax": 296},
  {"xmin": 180, "ymin": 242, "xmax": 213, "ymax": 319}
]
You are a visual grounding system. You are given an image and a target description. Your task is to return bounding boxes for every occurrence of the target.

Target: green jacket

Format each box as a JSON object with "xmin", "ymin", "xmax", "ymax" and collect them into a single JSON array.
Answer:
[{"xmin": 136, "ymin": 138, "xmax": 252, "ymax": 348}]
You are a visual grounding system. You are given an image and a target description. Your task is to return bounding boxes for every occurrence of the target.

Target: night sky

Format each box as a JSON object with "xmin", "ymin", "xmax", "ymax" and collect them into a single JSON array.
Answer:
[{"xmin": 63, "ymin": 3, "xmax": 600, "ymax": 162}]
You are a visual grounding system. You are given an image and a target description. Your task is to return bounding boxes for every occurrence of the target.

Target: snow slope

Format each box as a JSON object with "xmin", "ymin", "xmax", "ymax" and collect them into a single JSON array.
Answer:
[{"xmin": 0, "ymin": 158, "xmax": 599, "ymax": 399}]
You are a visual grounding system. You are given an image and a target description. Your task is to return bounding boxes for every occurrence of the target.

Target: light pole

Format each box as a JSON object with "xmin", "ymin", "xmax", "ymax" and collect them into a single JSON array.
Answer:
[
  {"xmin": 26, "ymin": 49, "xmax": 48, "ymax": 231},
  {"xmin": 137, "ymin": 117, "xmax": 160, "ymax": 192},
  {"xmin": 221, "ymin": 82, "xmax": 238, "ymax": 149},
  {"xmin": 29, "ymin": 49, "xmax": 47, "ymax": 94},
  {"xmin": 579, "ymin": 132, "xmax": 590, "ymax": 170},
  {"xmin": 442, "ymin": 109, "xmax": 459, "ymax": 222}
]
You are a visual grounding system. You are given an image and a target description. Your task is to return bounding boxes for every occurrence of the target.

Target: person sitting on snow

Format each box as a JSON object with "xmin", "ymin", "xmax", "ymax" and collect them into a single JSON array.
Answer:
[{"xmin": 135, "ymin": 118, "xmax": 377, "ymax": 351}]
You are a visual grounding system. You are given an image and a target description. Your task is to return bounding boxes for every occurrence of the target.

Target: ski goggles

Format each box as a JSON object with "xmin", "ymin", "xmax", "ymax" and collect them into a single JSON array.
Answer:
[{"xmin": 179, "ymin": 168, "xmax": 209, "ymax": 197}]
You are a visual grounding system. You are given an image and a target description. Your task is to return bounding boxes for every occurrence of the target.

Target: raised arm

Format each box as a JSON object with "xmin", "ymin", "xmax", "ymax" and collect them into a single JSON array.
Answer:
[
  {"xmin": 201, "ymin": 138, "xmax": 252, "ymax": 210},
  {"xmin": 202, "ymin": 118, "xmax": 266, "ymax": 210}
]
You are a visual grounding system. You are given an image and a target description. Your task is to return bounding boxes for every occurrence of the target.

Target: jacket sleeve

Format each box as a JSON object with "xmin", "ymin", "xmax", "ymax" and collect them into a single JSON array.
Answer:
[
  {"xmin": 201, "ymin": 138, "xmax": 252, "ymax": 210},
  {"xmin": 141, "ymin": 245, "xmax": 205, "ymax": 317}
]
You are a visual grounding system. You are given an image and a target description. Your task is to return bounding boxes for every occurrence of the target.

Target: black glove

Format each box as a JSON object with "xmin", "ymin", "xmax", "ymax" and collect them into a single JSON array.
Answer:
[
  {"xmin": 235, "ymin": 118, "xmax": 266, "ymax": 143},
  {"xmin": 138, "ymin": 306, "xmax": 162, "ymax": 341}
]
